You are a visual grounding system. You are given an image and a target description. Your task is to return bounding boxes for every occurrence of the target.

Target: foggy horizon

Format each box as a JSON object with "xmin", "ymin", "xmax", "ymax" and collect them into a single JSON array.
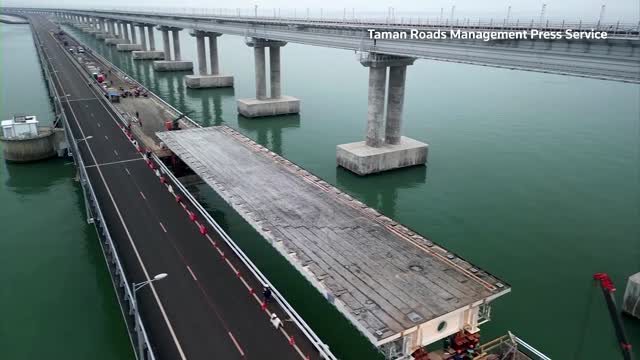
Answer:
[{"xmin": 2, "ymin": 0, "xmax": 640, "ymax": 22}]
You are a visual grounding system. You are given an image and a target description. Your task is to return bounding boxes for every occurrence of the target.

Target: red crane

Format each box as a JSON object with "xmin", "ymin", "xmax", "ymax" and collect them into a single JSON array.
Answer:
[{"xmin": 593, "ymin": 273, "xmax": 633, "ymax": 360}]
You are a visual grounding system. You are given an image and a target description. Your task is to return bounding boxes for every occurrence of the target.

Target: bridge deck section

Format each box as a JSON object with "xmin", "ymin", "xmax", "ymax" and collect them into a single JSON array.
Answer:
[{"xmin": 157, "ymin": 127, "xmax": 511, "ymax": 345}]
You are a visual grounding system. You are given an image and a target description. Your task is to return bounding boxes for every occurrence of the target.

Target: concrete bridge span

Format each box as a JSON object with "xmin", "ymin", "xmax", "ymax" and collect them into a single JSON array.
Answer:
[
  {"xmin": 31, "ymin": 8, "xmax": 640, "ymax": 83},
  {"xmin": 11, "ymin": 8, "xmax": 640, "ymax": 175}
]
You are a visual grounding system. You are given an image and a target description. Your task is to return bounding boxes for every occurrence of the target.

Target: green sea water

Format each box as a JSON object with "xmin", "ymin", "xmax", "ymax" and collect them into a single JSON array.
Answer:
[
  {"xmin": 0, "ymin": 24, "xmax": 134, "ymax": 359},
  {"xmin": 1, "ymin": 19, "xmax": 638, "ymax": 360}
]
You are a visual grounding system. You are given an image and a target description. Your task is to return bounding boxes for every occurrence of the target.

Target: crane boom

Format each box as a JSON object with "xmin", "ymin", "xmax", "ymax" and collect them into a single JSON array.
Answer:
[{"xmin": 593, "ymin": 273, "xmax": 633, "ymax": 360}]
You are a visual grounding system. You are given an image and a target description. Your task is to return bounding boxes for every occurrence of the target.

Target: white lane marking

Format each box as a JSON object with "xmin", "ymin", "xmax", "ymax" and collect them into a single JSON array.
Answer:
[
  {"xmin": 64, "ymin": 97, "xmax": 99, "ymax": 102},
  {"xmin": 48, "ymin": 43, "xmax": 187, "ymax": 360},
  {"xmin": 113, "ymin": 149, "xmax": 119, "ymax": 156},
  {"xmin": 159, "ymin": 222, "xmax": 167, "ymax": 233},
  {"xmin": 228, "ymin": 332, "xmax": 245, "ymax": 356},
  {"xmin": 187, "ymin": 266, "xmax": 198, "ymax": 281},
  {"xmin": 97, "ymin": 122, "xmax": 101, "ymax": 127},
  {"xmin": 104, "ymin": 135, "xmax": 108, "ymax": 140},
  {"xmin": 85, "ymin": 158, "xmax": 143, "ymax": 168},
  {"xmin": 125, "ymin": 167, "xmax": 131, "ymax": 175},
  {"xmin": 139, "ymin": 191, "xmax": 146, "ymax": 200}
]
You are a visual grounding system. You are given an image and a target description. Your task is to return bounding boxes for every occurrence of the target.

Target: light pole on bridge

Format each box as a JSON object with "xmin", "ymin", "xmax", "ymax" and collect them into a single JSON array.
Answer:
[{"xmin": 132, "ymin": 273, "xmax": 168, "ymax": 359}]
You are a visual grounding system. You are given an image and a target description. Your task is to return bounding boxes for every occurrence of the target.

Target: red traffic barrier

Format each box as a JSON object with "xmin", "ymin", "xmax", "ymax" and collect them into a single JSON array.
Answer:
[
  {"xmin": 261, "ymin": 302, "xmax": 266, "ymax": 310},
  {"xmin": 175, "ymin": 195, "xmax": 182, "ymax": 203},
  {"xmin": 249, "ymin": 288, "xmax": 255, "ymax": 295},
  {"xmin": 289, "ymin": 336, "xmax": 295, "ymax": 346},
  {"xmin": 188, "ymin": 211, "xmax": 196, "ymax": 222},
  {"xmin": 199, "ymin": 224, "xmax": 207, "ymax": 235},
  {"xmin": 159, "ymin": 176, "xmax": 166, "ymax": 184},
  {"xmin": 235, "ymin": 271, "xmax": 241, "ymax": 277},
  {"xmin": 149, "ymin": 162, "xmax": 155, "ymax": 170}
]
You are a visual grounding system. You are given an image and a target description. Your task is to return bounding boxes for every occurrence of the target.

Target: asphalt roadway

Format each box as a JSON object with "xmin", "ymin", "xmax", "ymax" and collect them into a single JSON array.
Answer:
[{"xmin": 27, "ymin": 14, "xmax": 323, "ymax": 360}]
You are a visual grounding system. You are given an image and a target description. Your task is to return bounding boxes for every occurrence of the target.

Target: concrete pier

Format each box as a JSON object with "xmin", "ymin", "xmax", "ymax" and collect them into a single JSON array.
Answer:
[
  {"xmin": 237, "ymin": 38, "xmax": 299, "ymax": 117},
  {"xmin": 337, "ymin": 53, "xmax": 427, "ymax": 175},
  {"xmin": 185, "ymin": 31, "xmax": 232, "ymax": 88},
  {"xmin": 130, "ymin": 22, "xmax": 137, "ymax": 44},
  {"xmin": 0, "ymin": 128, "xmax": 67, "ymax": 162},
  {"xmin": 153, "ymin": 27, "xmax": 192, "ymax": 71},
  {"xmin": 138, "ymin": 24, "xmax": 146, "ymax": 50},
  {"xmin": 115, "ymin": 22, "xmax": 140, "ymax": 50},
  {"xmin": 148, "ymin": 25, "xmax": 156, "ymax": 50},
  {"xmin": 623, "ymin": 272, "xmax": 640, "ymax": 319},
  {"xmin": 133, "ymin": 25, "xmax": 164, "ymax": 60}
]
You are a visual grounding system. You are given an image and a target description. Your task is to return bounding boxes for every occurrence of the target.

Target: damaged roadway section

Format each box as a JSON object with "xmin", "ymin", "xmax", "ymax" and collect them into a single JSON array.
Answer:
[{"xmin": 157, "ymin": 126, "xmax": 511, "ymax": 347}]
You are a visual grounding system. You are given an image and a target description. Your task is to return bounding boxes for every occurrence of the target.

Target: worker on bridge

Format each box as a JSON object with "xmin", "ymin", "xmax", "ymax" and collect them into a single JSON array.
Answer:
[{"xmin": 263, "ymin": 284, "xmax": 272, "ymax": 303}]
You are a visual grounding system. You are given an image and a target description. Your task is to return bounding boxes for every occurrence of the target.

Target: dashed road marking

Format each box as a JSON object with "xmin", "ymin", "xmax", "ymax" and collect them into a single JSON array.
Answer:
[
  {"xmin": 140, "ymin": 191, "xmax": 146, "ymax": 200},
  {"xmin": 187, "ymin": 265, "xmax": 198, "ymax": 281},
  {"xmin": 125, "ymin": 167, "xmax": 131, "ymax": 175},
  {"xmin": 159, "ymin": 222, "xmax": 167, "ymax": 233},
  {"xmin": 114, "ymin": 149, "xmax": 119, "ymax": 156},
  {"xmin": 228, "ymin": 332, "xmax": 245, "ymax": 357}
]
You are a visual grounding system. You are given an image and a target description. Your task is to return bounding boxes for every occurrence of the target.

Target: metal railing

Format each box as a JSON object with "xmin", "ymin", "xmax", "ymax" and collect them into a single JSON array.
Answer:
[
  {"xmin": 61, "ymin": 21, "xmax": 338, "ymax": 360},
  {"xmin": 43, "ymin": 6, "xmax": 640, "ymax": 31},
  {"xmin": 28, "ymin": 17, "xmax": 157, "ymax": 360}
]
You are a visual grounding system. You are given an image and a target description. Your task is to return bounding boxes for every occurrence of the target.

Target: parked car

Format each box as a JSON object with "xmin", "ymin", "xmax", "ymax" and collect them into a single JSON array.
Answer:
[{"xmin": 78, "ymin": 47, "xmax": 85, "ymax": 53}]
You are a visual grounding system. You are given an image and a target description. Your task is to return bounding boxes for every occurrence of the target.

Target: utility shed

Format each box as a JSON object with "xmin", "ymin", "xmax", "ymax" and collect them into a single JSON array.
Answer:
[{"xmin": 157, "ymin": 127, "xmax": 511, "ymax": 357}]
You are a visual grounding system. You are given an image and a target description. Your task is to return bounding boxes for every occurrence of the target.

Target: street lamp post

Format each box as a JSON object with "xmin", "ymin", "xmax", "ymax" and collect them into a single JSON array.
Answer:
[{"xmin": 132, "ymin": 273, "xmax": 167, "ymax": 359}]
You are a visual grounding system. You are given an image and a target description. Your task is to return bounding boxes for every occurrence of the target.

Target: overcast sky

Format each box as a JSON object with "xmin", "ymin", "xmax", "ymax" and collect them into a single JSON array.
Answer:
[{"xmin": 4, "ymin": 0, "xmax": 639, "ymax": 22}]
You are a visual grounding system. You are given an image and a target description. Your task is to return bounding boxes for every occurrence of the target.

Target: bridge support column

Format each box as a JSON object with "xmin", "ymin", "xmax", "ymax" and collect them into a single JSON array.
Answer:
[
  {"xmin": 172, "ymin": 29, "xmax": 181, "ymax": 60},
  {"xmin": 133, "ymin": 25, "xmax": 165, "ymax": 60},
  {"xmin": 95, "ymin": 19, "xmax": 109, "ymax": 39},
  {"xmin": 148, "ymin": 26, "xmax": 156, "ymax": 50},
  {"xmin": 130, "ymin": 23, "xmax": 137, "ymax": 44},
  {"xmin": 185, "ymin": 31, "xmax": 234, "ymax": 88},
  {"xmin": 153, "ymin": 27, "xmax": 193, "ymax": 72},
  {"xmin": 237, "ymin": 38, "xmax": 299, "ymax": 117},
  {"xmin": 385, "ymin": 65, "xmax": 407, "ymax": 145},
  {"xmin": 337, "ymin": 53, "xmax": 427, "ymax": 175},
  {"xmin": 117, "ymin": 22, "xmax": 143, "ymax": 52},
  {"xmin": 138, "ymin": 25, "xmax": 147, "ymax": 50},
  {"xmin": 161, "ymin": 27, "xmax": 171, "ymax": 59},
  {"xmin": 254, "ymin": 46, "xmax": 267, "ymax": 99},
  {"xmin": 105, "ymin": 21, "xmax": 129, "ymax": 46}
]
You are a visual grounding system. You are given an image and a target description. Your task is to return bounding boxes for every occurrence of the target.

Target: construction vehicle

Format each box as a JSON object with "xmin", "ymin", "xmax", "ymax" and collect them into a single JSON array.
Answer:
[
  {"xmin": 593, "ymin": 273, "xmax": 634, "ymax": 360},
  {"xmin": 164, "ymin": 111, "xmax": 193, "ymax": 131}
]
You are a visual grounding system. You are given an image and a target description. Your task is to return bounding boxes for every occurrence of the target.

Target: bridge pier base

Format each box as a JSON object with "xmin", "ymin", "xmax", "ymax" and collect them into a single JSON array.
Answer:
[
  {"xmin": 185, "ymin": 31, "xmax": 233, "ymax": 88},
  {"xmin": 117, "ymin": 44, "xmax": 143, "ymax": 51},
  {"xmin": 238, "ymin": 38, "xmax": 299, "ymax": 117},
  {"xmin": 337, "ymin": 53, "xmax": 427, "ymax": 175},
  {"xmin": 153, "ymin": 27, "xmax": 193, "ymax": 71},
  {"xmin": 105, "ymin": 38, "xmax": 128, "ymax": 46}
]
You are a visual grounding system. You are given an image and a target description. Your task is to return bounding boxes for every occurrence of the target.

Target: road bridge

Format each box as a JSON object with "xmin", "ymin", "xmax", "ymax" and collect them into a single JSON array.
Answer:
[
  {"xmin": 21, "ymin": 12, "xmax": 335, "ymax": 360},
  {"xmin": 11, "ymin": 7, "xmax": 640, "ymax": 175}
]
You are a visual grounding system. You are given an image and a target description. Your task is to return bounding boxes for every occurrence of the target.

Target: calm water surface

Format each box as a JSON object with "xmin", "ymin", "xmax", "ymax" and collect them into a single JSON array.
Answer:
[
  {"xmin": 3, "ymin": 20, "xmax": 638, "ymax": 359},
  {"xmin": 0, "ymin": 24, "xmax": 132, "ymax": 359}
]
